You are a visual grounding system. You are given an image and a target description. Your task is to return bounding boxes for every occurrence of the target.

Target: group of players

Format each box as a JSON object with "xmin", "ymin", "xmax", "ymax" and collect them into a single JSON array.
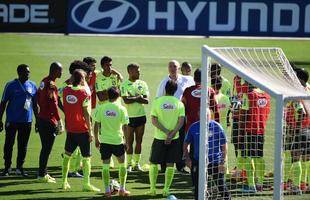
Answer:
[{"xmin": 0, "ymin": 56, "xmax": 309, "ymax": 199}]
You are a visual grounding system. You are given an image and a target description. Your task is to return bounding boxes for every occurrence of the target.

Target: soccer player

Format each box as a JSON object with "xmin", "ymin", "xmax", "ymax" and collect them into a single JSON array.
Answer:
[
  {"xmin": 181, "ymin": 62, "xmax": 192, "ymax": 76},
  {"xmin": 0, "ymin": 64, "xmax": 38, "ymax": 177},
  {"xmin": 61, "ymin": 69, "xmax": 100, "ymax": 192},
  {"xmin": 288, "ymin": 68, "xmax": 310, "ymax": 194},
  {"xmin": 182, "ymin": 68, "xmax": 220, "ymax": 132},
  {"xmin": 240, "ymin": 83, "xmax": 270, "ymax": 193},
  {"xmin": 96, "ymin": 56, "xmax": 123, "ymax": 104},
  {"xmin": 94, "ymin": 86, "xmax": 130, "ymax": 197},
  {"xmin": 58, "ymin": 60, "xmax": 91, "ymax": 178},
  {"xmin": 37, "ymin": 62, "xmax": 63, "ymax": 183},
  {"xmin": 211, "ymin": 76, "xmax": 232, "ymax": 176},
  {"xmin": 121, "ymin": 63, "xmax": 149, "ymax": 172},
  {"xmin": 156, "ymin": 60, "xmax": 194, "ymax": 172},
  {"xmin": 148, "ymin": 80, "xmax": 185, "ymax": 197},
  {"xmin": 183, "ymin": 109, "xmax": 231, "ymax": 200},
  {"xmin": 83, "ymin": 57, "xmax": 97, "ymax": 111},
  {"xmin": 210, "ymin": 63, "xmax": 232, "ymax": 97}
]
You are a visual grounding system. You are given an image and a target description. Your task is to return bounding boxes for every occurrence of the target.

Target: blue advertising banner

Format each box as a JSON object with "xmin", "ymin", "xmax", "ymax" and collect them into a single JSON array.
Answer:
[{"xmin": 68, "ymin": 0, "xmax": 310, "ymax": 37}]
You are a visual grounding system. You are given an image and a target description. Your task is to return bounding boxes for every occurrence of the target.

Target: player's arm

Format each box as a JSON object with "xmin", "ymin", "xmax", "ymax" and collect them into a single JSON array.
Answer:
[
  {"xmin": 122, "ymin": 95, "xmax": 149, "ymax": 104},
  {"xmin": 96, "ymin": 90, "xmax": 109, "ymax": 102},
  {"xmin": 57, "ymin": 96, "xmax": 64, "ymax": 112},
  {"xmin": 94, "ymin": 122, "xmax": 100, "ymax": 149},
  {"xmin": 48, "ymin": 86, "xmax": 63, "ymax": 133},
  {"xmin": 209, "ymin": 88, "xmax": 220, "ymax": 123},
  {"xmin": 151, "ymin": 115, "xmax": 170, "ymax": 135},
  {"xmin": 82, "ymin": 105, "xmax": 93, "ymax": 142},
  {"xmin": 167, "ymin": 116, "xmax": 185, "ymax": 140},
  {"xmin": 111, "ymin": 68, "xmax": 124, "ymax": 82}
]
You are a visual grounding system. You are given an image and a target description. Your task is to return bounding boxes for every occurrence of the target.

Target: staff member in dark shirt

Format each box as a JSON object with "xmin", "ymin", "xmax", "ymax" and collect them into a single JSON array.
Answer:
[
  {"xmin": 0, "ymin": 64, "xmax": 38, "ymax": 177},
  {"xmin": 37, "ymin": 62, "xmax": 63, "ymax": 183}
]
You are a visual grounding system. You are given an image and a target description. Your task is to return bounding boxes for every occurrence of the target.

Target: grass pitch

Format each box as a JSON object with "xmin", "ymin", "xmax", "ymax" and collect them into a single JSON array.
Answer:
[{"xmin": 0, "ymin": 34, "xmax": 310, "ymax": 199}]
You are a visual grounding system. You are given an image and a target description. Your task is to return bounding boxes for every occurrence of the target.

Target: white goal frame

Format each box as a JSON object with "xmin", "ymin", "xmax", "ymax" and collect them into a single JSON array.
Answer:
[{"xmin": 199, "ymin": 45, "xmax": 310, "ymax": 200}]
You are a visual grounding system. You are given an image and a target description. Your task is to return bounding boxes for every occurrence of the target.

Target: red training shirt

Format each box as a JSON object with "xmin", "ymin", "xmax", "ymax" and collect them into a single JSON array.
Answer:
[
  {"xmin": 182, "ymin": 84, "xmax": 220, "ymax": 131},
  {"xmin": 37, "ymin": 76, "xmax": 61, "ymax": 125},
  {"xmin": 87, "ymin": 72, "xmax": 97, "ymax": 109},
  {"xmin": 63, "ymin": 86, "xmax": 90, "ymax": 133}
]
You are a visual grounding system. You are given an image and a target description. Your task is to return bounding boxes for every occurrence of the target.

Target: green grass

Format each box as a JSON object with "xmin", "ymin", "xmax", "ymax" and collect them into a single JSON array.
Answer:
[{"xmin": 0, "ymin": 33, "xmax": 310, "ymax": 199}]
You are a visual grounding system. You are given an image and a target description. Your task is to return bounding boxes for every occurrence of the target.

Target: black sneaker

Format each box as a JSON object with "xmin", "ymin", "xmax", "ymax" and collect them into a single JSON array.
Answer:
[
  {"xmin": 16, "ymin": 168, "xmax": 28, "ymax": 177},
  {"xmin": 1, "ymin": 168, "xmax": 11, "ymax": 176}
]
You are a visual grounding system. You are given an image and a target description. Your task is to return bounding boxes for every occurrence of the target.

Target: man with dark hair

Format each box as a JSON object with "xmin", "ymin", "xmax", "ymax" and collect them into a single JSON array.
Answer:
[
  {"xmin": 83, "ymin": 57, "xmax": 97, "ymax": 110},
  {"xmin": 210, "ymin": 63, "xmax": 232, "ymax": 97},
  {"xmin": 37, "ymin": 62, "xmax": 63, "ymax": 183},
  {"xmin": 94, "ymin": 86, "xmax": 130, "ymax": 197},
  {"xmin": 121, "ymin": 63, "xmax": 149, "ymax": 172},
  {"xmin": 148, "ymin": 80, "xmax": 185, "ymax": 197},
  {"xmin": 61, "ymin": 69, "xmax": 100, "ymax": 192},
  {"xmin": 181, "ymin": 62, "xmax": 192, "ymax": 76},
  {"xmin": 96, "ymin": 56, "xmax": 123, "ymax": 103},
  {"xmin": 0, "ymin": 64, "xmax": 38, "ymax": 177}
]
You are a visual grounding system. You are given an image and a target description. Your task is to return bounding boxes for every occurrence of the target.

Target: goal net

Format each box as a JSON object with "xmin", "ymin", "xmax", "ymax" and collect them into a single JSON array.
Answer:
[{"xmin": 199, "ymin": 46, "xmax": 310, "ymax": 200}]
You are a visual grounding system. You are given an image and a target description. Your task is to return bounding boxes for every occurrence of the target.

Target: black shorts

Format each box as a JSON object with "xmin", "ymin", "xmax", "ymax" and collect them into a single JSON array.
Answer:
[
  {"xmin": 292, "ymin": 128, "xmax": 310, "ymax": 155},
  {"xmin": 128, "ymin": 116, "xmax": 146, "ymax": 128},
  {"xmin": 100, "ymin": 143, "xmax": 125, "ymax": 160},
  {"xmin": 65, "ymin": 133, "xmax": 91, "ymax": 157},
  {"xmin": 231, "ymin": 119, "xmax": 245, "ymax": 149},
  {"xmin": 149, "ymin": 138, "xmax": 181, "ymax": 164},
  {"xmin": 241, "ymin": 134, "xmax": 264, "ymax": 157},
  {"xmin": 37, "ymin": 118, "xmax": 57, "ymax": 136}
]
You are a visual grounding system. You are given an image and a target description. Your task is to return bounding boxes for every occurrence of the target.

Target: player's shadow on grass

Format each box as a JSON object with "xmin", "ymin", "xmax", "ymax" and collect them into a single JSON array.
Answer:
[
  {"xmin": 0, "ymin": 188, "xmax": 58, "ymax": 196},
  {"xmin": 291, "ymin": 61, "xmax": 310, "ymax": 67}
]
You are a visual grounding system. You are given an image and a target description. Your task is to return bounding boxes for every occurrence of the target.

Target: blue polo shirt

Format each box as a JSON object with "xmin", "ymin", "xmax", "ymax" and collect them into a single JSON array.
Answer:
[
  {"xmin": 1, "ymin": 79, "xmax": 37, "ymax": 123},
  {"xmin": 185, "ymin": 120, "xmax": 227, "ymax": 163}
]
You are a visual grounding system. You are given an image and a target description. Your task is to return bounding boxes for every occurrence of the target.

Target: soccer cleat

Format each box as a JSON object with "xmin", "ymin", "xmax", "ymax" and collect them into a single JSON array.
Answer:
[
  {"xmin": 1, "ymin": 168, "xmax": 11, "ymax": 176},
  {"xmin": 37, "ymin": 175, "xmax": 56, "ymax": 183},
  {"xmin": 166, "ymin": 194, "xmax": 178, "ymax": 200},
  {"xmin": 104, "ymin": 191, "xmax": 112, "ymax": 198},
  {"xmin": 61, "ymin": 182, "xmax": 71, "ymax": 190},
  {"xmin": 163, "ymin": 189, "xmax": 170, "ymax": 197},
  {"xmin": 133, "ymin": 164, "xmax": 143, "ymax": 172},
  {"xmin": 127, "ymin": 165, "xmax": 132, "ymax": 172},
  {"xmin": 68, "ymin": 172, "xmax": 83, "ymax": 178},
  {"xmin": 46, "ymin": 174, "xmax": 56, "ymax": 181},
  {"xmin": 283, "ymin": 182, "xmax": 289, "ymax": 191},
  {"xmin": 16, "ymin": 168, "xmax": 28, "ymax": 177},
  {"xmin": 292, "ymin": 187, "xmax": 302, "ymax": 195},
  {"xmin": 83, "ymin": 184, "xmax": 101, "ymax": 192},
  {"xmin": 241, "ymin": 186, "xmax": 257, "ymax": 193},
  {"xmin": 300, "ymin": 182, "xmax": 307, "ymax": 192},
  {"xmin": 256, "ymin": 184, "xmax": 263, "ymax": 192},
  {"xmin": 146, "ymin": 190, "xmax": 156, "ymax": 196},
  {"xmin": 119, "ymin": 189, "xmax": 130, "ymax": 197}
]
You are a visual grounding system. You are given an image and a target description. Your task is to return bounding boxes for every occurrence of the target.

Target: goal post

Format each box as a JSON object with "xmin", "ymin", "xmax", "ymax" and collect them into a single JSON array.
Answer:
[{"xmin": 199, "ymin": 45, "xmax": 310, "ymax": 200}]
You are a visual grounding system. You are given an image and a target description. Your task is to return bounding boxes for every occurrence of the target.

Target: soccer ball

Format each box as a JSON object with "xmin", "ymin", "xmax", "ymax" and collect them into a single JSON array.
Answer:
[{"xmin": 166, "ymin": 194, "xmax": 178, "ymax": 200}]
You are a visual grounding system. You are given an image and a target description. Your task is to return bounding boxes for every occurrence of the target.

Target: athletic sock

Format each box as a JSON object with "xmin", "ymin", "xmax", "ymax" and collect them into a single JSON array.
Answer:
[
  {"xmin": 283, "ymin": 150, "xmax": 292, "ymax": 182},
  {"xmin": 134, "ymin": 154, "xmax": 141, "ymax": 165},
  {"xmin": 291, "ymin": 161, "xmax": 302, "ymax": 187},
  {"xmin": 253, "ymin": 157, "xmax": 265, "ymax": 185},
  {"xmin": 127, "ymin": 154, "xmax": 132, "ymax": 166},
  {"xmin": 244, "ymin": 157, "xmax": 255, "ymax": 187},
  {"xmin": 82, "ymin": 157, "xmax": 91, "ymax": 185},
  {"xmin": 306, "ymin": 161, "xmax": 310, "ymax": 186},
  {"xmin": 62, "ymin": 154, "xmax": 71, "ymax": 183},
  {"xmin": 149, "ymin": 164, "xmax": 158, "ymax": 191},
  {"xmin": 301, "ymin": 161, "xmax": 307, "ymax": 183},
  {"xmin": 102, "ymin": 164, "xmax": 110, "ymax": 192},
  {"xmin": 74, "ymin": 149, "xmax": 82, "ymax": 172},
  {"xmin": 164, "ymin": 167, "xmax": 175, "ymax": 192},
  {"xmin": 237, "ymin": 150, "xmax": 245, "ymax": 170},
  {"xmin": 119, "ymin": 163, "xmax": 127, "ymax": 189}
]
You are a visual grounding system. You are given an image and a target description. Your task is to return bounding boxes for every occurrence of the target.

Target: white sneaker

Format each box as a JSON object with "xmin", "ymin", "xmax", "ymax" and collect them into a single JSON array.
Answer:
[{"xmin": 127, "ymin": 165, "xmax": 132, "ymax": 172}]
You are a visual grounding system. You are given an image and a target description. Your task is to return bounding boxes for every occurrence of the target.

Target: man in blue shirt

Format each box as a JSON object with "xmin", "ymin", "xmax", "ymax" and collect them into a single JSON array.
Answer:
[
  {"xmin": 183, "ymin": 110, "xmax": 231, "ymax": 200},
  {"xmin": 0, "ymin": 64, "xmax": 38, "ymax": 177}
]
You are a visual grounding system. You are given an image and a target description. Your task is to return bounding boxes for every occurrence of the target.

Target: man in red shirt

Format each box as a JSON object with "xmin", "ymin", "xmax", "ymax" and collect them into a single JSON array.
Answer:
[
  {"xmin": 37, "ymin": 62, "xmax": 63, "ymax": 183},
  {"xmin": 61, "ymin": 69, "xmax": 100, "ymax": 192},
  {"xmin": 240, "ymin": 83, "xmax": 270, "ymax": 192},
  {"xmin": 182, "ymin": 68, "xmax": 220, "ymax": 132}
]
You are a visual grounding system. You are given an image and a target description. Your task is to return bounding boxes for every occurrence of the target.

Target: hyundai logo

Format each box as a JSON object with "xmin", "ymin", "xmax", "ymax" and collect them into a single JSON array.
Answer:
[{"xmin": 71, "ymin": 0, "xmax": 139, "ymax": 33}]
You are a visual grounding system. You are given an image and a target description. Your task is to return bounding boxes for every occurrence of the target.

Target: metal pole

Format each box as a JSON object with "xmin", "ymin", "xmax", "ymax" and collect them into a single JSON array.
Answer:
[
  {"xmin": 198, "ymin": 47, "xmax": 209, "ymax": 200},
  {"xmin": 273, "ymin": 96, "xmax": 284, "ymax": 200}
]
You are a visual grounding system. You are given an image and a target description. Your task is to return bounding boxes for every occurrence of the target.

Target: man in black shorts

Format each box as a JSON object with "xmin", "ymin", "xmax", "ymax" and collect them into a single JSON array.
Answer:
[
  {"xmin": 148, "ymin": 80, "xmax": 185, "ymax": 197},
  {"xmin": 94, "ymin": 86, "xmax": 130, "ymax": 197},
  {"xmin": 121, "ymin": 63, "xmax": 149, "ymax": 172}
]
